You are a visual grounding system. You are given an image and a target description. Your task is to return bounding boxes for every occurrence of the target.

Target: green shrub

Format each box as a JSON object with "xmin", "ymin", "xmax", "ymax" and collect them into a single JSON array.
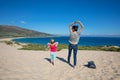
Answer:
[
  {"xmin": 101, "ymin": 46, "xmax": 120, "ymax": 52},
  {"xmin": 14, "ymin": 42, "xmax": 21, "ymax": 45},
  {"xmin": 19, "ymin": 43, "xmax": 120, "ymax": 52},
  {"xmin": 57, "ymin": 44, "xmax": 68, "ymax": 51},
  {"xmin": 20, "ymin": 44, "xmax": 46, "ymax": 50},
  {"xmin": 20, "ymin": 43, "xmax": 68, "ymax": 51},
  {"xmin": 4, "ymin": 41, "xmax": 13, "ymax": 45},
  {"xmin": 78, "ymin": 46, "xmax": 101, "ymax": 50}
]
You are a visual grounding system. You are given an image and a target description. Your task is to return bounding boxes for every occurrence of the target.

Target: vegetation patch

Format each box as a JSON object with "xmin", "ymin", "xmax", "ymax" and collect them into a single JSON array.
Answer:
[
  {"xmin": 4, "ymin": 41, "xmax": 13, "ymax": 45},
  {"xmin": 20, "ymin": 44, "xmax": 47, "ymax": 51},
  {"xmin": 4, "ymin": 41, "xmax": 120, "ymax": 52},
  {"xmin": 57, "ymin": 44, "xmax": 68, "ymax": 51},
  {"xmin": 19, "ymin": 43, "xmax": 120, "ymax": 52}
]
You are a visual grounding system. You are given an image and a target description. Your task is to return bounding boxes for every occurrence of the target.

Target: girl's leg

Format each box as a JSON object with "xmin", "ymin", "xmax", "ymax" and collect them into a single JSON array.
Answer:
[
  {"xmin": 50, "ymin": 52, "xmax": 54, "ymax": 65},
  {"xmin": 51, "ymin": 52, "xmax": 56, "ymax": 66},
  {"xmin": 52, "ymin": 53, "xmax": 56, "ymax": 65},
  {"xmin": 51, "ymin": 60, "xmax": 54, "ymax": 65}
]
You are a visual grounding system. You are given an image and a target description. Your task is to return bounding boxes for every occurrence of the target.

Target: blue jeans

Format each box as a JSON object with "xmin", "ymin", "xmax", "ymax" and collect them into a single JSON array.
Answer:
[{"xmin": 68, "ymin": 44, "xmax": 78, "ymax": 66}]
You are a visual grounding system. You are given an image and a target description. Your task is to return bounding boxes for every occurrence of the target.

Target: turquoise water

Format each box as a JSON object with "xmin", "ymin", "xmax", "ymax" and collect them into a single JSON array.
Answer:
[{"xmin": 13, "ymin": 36, "xmax": 120, "ymax": 46}]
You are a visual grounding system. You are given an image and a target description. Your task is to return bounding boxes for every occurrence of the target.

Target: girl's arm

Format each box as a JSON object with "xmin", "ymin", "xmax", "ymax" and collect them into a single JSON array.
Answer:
[
  {"xmin": 47, "ymin": 43, "xmax": 50, "ymax": 48},
  {"xmin": 55, "ymin": 42, "xmax": 58, "ymax": 47}
]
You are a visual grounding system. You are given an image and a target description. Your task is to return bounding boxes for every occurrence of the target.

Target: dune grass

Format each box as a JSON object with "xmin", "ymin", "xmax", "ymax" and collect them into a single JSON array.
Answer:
[
  {"xmin": 20, "ymin": 43, "xmax": 120, "ymax": 52},
  {"xmin": 78, "ymin": 46, "xmax": 120, "ymax": 52},
  {"xmin": 4, "ymin": 41, "xmax": 14, "ymax": 45},
  {"xmin": 20, "ymin": 43, "xmax": 68, "ymax": 51},
  {"xmin": 20, "ymin": 44, "xmax": 47, "ymax": 50},
  {"xmin": 4, "ymin": 41, "xmax": 21, "ymax": 46},
  {"xmin": 4, "ymin": 41, "xmax": 120, "ymax": 52}
]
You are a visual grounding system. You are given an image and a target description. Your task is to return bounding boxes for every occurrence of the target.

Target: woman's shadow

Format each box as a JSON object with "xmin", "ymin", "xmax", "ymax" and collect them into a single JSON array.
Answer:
[{"xmin": 56, "ymin": 56, "xmax": 74, "ymax": 68}]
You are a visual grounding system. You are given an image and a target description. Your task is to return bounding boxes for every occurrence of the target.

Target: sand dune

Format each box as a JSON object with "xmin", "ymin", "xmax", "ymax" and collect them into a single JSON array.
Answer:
[{"xmin": 0, "ymin": 42, "xmax": 120, "ymax": 80}]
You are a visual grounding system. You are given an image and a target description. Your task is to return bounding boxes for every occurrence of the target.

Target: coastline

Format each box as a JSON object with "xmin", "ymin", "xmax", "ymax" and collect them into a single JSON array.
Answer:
[
  {"xmin": 0, "ymin": 37, "xmax": 25, "ymax": 42},
  {"xmin": 1, "ymin": 37, "xmax": 120, "ymax": 52},
  {"xmin": 0, "ymin": 37, "xmax": 15, "ymax": 41}
]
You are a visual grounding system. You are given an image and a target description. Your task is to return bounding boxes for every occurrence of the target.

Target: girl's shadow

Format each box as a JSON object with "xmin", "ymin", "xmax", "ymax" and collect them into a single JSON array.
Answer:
[{"xmin": 44, "ymin": 58, "xmax": 51, "ymax": 63}]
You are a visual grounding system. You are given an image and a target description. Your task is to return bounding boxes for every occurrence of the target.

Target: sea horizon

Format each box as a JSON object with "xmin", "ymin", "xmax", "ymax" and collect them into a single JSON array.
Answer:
[{"xmin": 12, "ymin": 36, "xmax": 120, "ymax": 47}]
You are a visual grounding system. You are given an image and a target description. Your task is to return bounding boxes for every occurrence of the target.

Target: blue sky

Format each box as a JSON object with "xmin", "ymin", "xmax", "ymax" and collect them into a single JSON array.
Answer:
[{"xmin": 0, "ymin": 0, "xmax": 120, "ymax": 36}]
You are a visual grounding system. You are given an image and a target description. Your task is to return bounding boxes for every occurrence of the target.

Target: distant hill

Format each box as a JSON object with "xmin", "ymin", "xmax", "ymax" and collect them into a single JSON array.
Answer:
[{"xmin": 0, "ymin": 25, "xmax": 52, "ymax": 38}]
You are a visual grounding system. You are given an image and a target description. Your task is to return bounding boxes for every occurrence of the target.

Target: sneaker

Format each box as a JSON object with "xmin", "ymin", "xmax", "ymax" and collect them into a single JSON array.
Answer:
[
  {"xmin": 52, "ymin": 62, "xmax": 54, "ymax": 65},
  {"xmin": 73, "ymin": 66, "xmax": 76, "ymax": 69}
]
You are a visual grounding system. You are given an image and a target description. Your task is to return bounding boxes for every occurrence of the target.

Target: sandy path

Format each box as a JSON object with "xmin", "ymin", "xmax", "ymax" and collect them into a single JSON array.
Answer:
[{"xmin": 0, "ymin": 42, "xmax": 120, "ymax": 80}]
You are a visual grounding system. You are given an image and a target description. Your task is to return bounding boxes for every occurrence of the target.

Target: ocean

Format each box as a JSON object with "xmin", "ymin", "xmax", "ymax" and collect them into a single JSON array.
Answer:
[{"xmin": 12, "ymin": 36, "xmax": 120, "ymax": 46}]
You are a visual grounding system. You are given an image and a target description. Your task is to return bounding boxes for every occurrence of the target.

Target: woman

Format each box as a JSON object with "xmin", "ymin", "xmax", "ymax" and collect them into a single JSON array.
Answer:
[{"xmin": 67, "ymin": 20, "xmax": 84, "ymax": 68}]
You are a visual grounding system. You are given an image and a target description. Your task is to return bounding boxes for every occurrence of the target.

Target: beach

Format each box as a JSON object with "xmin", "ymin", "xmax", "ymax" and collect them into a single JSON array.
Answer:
[{"xmin": 0, "ymin": 39, "xmax": 120, "ymax": 80}]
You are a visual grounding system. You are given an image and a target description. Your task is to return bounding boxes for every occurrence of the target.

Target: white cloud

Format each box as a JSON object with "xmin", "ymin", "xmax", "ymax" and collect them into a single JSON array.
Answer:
[
  {"xmin": 11, "ymin": 21, "xmax": 15, "ymax": 24},
  {"xmin": 20, "ymin": 21, "xmax": 26, "ymax": 24}
]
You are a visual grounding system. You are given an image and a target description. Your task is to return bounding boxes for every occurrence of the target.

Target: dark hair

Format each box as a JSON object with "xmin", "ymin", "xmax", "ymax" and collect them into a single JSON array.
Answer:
[{"xmin": 72, "ymin": 25, "xmax": 78, "ymax": 31}]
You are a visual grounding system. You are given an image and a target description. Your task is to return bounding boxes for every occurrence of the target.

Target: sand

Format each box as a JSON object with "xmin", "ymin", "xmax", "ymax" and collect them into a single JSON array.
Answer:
[{"xmin": 0, "ymin": 39, "xmax": 120, "ymax": 80}]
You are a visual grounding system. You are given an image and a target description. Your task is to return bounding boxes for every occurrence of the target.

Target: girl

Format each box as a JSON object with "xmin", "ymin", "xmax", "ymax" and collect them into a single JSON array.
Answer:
[{"xmin": 48, "ymin": 39, "xmax": 58, "ymax": 65}]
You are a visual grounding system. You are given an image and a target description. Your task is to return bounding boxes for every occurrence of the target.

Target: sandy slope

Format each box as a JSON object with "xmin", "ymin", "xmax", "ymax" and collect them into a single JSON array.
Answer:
[{"xmin": 0, "ymin": 42, "xmax": 120, "ymax": 80}]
